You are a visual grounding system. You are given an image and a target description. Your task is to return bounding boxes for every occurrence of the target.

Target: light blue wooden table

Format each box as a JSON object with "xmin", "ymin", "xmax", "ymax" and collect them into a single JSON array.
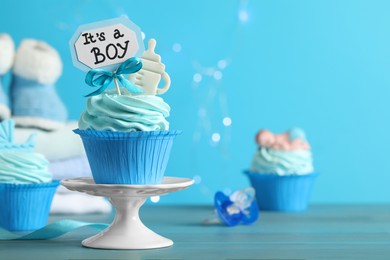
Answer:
[{"xmin": 1, "ymin": 204, "xmax": 390, "ymax": 259}]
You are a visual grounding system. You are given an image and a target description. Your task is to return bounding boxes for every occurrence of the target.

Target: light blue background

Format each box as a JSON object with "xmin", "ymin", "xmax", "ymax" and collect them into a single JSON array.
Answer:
[{"xmin": 1, "ymin": 0, "xmax": 390, "ymax": 204}]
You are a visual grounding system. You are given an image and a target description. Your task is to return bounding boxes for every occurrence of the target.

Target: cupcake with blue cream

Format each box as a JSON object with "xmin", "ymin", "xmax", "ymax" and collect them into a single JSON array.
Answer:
[
  {"xmin": 75, "ymin": 39, "xmax": 180, "ymax": 185},
  {"xmin": 245, "ymin": 128, "xmax": 317, "ymax": 212},
  {"xmin": 0, "ymin": 119, "xmax": 59, "ymax": 231}
]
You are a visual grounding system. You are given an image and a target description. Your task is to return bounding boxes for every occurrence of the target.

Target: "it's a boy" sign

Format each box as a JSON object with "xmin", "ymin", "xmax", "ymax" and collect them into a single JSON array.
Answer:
[{"xmin": 69, "ymin": 17, "xmax": 145, "ymax": 72}]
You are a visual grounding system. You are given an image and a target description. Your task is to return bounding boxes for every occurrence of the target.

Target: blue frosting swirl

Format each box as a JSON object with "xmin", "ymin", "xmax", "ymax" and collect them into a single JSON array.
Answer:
[
  {"xmin": 0, "ymin": 151, "xmax": 52, "ymax": 183},
  {"xmin": 79, "ymin": 89, "xmax": 170, "ymax": 132},
  {"xmin": 251, "ymin": 147, "xmax": 314, "ymax": 175}
]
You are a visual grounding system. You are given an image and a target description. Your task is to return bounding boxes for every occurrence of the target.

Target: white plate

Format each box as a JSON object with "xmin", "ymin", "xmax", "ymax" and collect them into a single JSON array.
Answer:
[{"xmin": 61, "ymin": 176, "xmax": 194, "ymax": 197}]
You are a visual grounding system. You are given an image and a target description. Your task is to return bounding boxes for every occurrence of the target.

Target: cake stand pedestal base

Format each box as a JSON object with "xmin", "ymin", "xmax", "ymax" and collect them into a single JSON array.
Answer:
[
  {"xmin": 61, "ymin": 177, "xmax": 194, "ymax": 250},
  {"xmin": 82, "ymin": 196, "xmax": 172, "ymax": 249}
]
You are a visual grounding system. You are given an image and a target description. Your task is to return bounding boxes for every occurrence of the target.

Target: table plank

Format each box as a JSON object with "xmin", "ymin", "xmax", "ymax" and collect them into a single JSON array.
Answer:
[{"xmin": 0, "ymin": 204, "xmax": 390, "ymax": 260}]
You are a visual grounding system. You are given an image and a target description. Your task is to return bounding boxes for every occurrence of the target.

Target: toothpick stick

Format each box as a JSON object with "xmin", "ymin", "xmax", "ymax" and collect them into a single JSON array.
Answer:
[{"xmin": 114, "ymin": 77, "xmax": 121, "ymax": 95}]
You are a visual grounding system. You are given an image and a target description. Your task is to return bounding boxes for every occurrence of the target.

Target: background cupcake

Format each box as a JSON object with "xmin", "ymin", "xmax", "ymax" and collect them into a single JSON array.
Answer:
[
  {"xmin": 245, "ymin": 128, "xmax": 317, "ymax": 212},
  {"xmin": 0, "ymin": 119, "xmax": 59, "ymax": 231},
  {"xmin": 75, "ymin": 39, "xmax": 180, "ymax": 185}
]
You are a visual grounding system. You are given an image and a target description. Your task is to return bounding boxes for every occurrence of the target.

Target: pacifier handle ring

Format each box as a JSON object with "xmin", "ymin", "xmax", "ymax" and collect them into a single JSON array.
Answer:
[{"xmin": 157, "ymin": 72, "xmax": 171, "ymax": 95}]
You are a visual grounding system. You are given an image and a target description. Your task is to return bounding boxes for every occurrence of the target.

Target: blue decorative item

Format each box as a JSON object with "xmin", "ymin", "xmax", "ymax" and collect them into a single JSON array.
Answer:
[
  {"xmin": 214, "ymin": 187, "xmax": 259, "ymax": 227},
  {"xmin": 0, "ymin": 119, "xmax": 35, "ymax": 151},
  {"xmin": 0, "ymin": 220, "xmax": 108, "ymax": 240},
  {"xmin": 11, "ymin": 39, "xmax": 68, "ymax": 131},
  {"xmin": 85, "ymin": 57, "xmax": 143, "ymax": 97},
  {"xmin": 11, "ymin": 77, "xmax": 68, "ymax": 128}
]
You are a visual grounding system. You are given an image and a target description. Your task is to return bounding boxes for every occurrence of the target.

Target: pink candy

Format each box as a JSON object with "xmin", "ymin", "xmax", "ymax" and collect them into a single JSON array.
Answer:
[{"xmin": 255, "ymin": 129, "xmax": 310, "ymax": 151}]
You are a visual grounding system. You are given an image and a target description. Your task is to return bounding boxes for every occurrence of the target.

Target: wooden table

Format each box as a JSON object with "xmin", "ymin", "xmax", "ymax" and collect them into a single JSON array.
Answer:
[{"xmin": 1, "ymin": 204, "xmax": 390, "ymax": 259}]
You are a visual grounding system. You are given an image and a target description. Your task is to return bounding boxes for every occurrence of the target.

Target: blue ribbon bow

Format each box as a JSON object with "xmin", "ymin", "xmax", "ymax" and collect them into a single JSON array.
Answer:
[{"xmin": 85, "ymin": 57, "xmax": 143, "ymax": 97}]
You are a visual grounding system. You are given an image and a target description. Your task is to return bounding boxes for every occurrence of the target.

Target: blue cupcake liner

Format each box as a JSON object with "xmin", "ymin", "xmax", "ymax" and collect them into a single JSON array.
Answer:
[
  {"xmin": 74, "ymin": 129, "xmax": 181, "ymax": 185},
  {"xmin": 0, "ymin": 180, "xmax": 60, "ymax": 231},
  {"xmin": 244, "ymin": 171, "xmax": 318, "ymax": 212}
]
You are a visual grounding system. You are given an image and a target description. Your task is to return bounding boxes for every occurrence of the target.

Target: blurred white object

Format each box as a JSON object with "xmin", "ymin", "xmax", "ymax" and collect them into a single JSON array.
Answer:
[
  {"xmin": 49, "ymin": 156, "xmax": 91, "ymax": 180},
  {"xmin": 51, "ymin": 190, "xmax": 111, "ymax": 214},
  {"xmin": 129, "ymin": 39, "xmax": 170, "ymax": 95},
  {"xmin": 14, "ymin": 121, "xmax": 85, "ymax": 161}
]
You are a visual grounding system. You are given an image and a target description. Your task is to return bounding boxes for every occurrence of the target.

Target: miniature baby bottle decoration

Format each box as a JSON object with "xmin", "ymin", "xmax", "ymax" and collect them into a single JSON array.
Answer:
[{"xmin": 129, "ymin": 39, "xmax": 171, "ymax": 95}]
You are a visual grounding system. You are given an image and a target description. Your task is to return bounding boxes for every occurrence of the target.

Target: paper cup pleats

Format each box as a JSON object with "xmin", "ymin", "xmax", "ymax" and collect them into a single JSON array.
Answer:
[{"xmin": 74, "ymin": 129, "xmax": 181, "ymax": 184}]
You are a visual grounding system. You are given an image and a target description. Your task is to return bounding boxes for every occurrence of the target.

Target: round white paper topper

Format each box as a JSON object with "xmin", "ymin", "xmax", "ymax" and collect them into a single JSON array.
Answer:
[{"xmin": 69, "ymin": 17, "xmax": 145, "ymax": 72}]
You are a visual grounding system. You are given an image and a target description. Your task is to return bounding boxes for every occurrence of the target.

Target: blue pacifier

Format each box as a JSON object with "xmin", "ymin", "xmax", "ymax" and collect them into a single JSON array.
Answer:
[{"xmin": 205, "ymin": 187, "xmax": 259, "ymax": 227}]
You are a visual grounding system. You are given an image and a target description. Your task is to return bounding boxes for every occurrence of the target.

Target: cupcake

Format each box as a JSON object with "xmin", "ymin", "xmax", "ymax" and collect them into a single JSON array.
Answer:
[
  {"xmin": 75, "ymin": 39, "xmax": 180, "ymax": 185},
  {"xmin": 0, "ymin": 119, "xmax": 59, "ymax": 231},
  {"xmin": 244, "ymin": 128, "xmax": 317, "ymax": 212}
]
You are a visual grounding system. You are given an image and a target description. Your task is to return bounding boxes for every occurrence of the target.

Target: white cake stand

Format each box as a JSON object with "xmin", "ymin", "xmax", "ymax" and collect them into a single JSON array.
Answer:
[{"xmin": 61, "ymin": 176, "xmax": 194, "ymax": 250}]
